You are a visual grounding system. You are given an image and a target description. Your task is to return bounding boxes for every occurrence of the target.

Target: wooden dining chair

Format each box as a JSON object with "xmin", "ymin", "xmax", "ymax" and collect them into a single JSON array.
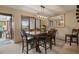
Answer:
[
  {"xmin": 21, "ymin": 30, "xmax": 35, "ymax": 54},
  {"xmin": 48, "ymin": 29, "xmax": 57, "ymax": 46},
  {"xmin": 52, "ymin": 29, "xmax": 57, "ymax": 45},
  {"xmin": 65, "ymin": 29, "xmax": 79, "ymax": 46},
  {"xmin": 38, "ymin": 33, "xmax": 52, "ymax": 54},
  {"xmin": 70, "ymin": 29, "xmax": 79, "ymax": 46}
]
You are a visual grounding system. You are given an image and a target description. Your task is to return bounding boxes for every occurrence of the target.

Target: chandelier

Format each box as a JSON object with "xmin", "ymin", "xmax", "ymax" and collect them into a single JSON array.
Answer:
[{"xmin": 37, "ymin": 5, "xmax": 48, "ymax": 20}]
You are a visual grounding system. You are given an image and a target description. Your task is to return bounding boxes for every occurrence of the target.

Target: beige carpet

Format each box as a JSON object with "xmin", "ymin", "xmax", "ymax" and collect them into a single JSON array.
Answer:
[{"xmin": 0, "ymin": 39, "xmax": 79, "ymax": 54}]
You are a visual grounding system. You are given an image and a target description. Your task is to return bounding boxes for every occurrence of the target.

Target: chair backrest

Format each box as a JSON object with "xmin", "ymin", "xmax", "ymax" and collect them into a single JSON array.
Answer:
[
  {"xmin": 48, "ymin": 30, "xmax": 53, "ymax": 36},
  {"xmin": 21, "ymin": 30, "xmax": 27, "ymax": 41},
  {"xmin": 48, "ymin": 31, "xmax": 52, "ymax": 39},
  {"xmin": 53, "ymin": 30, "xmax": 57, "ymax": 36},
  {"xmin": 72, "ymin": 29, "xmax": 78, "ymax": 36},
  {"xmin": 39, "ymin": 33, "xmax": 47, "ymax": 40},
  {"xmin": 48, "ymin": 29, "xmax": 57, "ymax": 38}
]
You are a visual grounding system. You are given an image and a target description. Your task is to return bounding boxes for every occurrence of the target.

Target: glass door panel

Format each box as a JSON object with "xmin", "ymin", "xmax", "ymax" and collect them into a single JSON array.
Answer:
[
  {"xmin": 30, "ymin": 18, "xmax": 35, "ymax": 31},
  {"xmin": 36, "ymin": 19, "xmax": 40, "ymax": 31},
  {"xmin": 21, "ymin": 17, "xmax": 29, "ymax": 33}
]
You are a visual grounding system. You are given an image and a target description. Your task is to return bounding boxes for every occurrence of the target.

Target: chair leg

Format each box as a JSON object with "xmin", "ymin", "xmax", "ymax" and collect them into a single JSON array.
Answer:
[
  {"xmin": 26, "ymin": 42, "xmax": 28, "ymax": 54},
  {"xmin": 22, "ymin": 41, "xmax": 24, "ymax": 53},
  {"xmin": 54, "ymin": 38, "xmax": 56, "ymax": 45},
  {"xmin": 50, "ymin": 39, "xmax": 52, "ymax": 50},
  {"xmin": 70, "ymin": 37, "xmax": 72, "ymax": 46},
  {"xmin": 77, "ymin": 38, "xmax": 78, "ymax": 46},
  {"xmin": 44, "ymin": 39, "xmax": 47, "ymax": 54},
  {"xmin": 65, "ymin": 36, "xmax": 67, "ymax": 43}
]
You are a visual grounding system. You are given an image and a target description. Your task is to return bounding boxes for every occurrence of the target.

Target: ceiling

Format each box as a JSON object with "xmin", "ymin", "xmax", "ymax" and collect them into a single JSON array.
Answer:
[{"xmin": 3, "ymin": 5, "xmax": 76, "ymax": 17}]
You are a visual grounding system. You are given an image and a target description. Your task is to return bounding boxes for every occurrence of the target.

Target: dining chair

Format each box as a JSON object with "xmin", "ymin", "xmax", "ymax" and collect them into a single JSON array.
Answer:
[
  {"xmin": 38, "ymin": 33, "xmax": 52, "ymax": 54},
  {"xmin": 21, "ymin": 30, "xmax": 35, "ymax": 54},
  {"xmin": 48, "ymin": 29, "xmax": 57, "ymax": 46},
  {"xmin": 65, "ymin": 29, "xmax": 79, "ymax": 46},
  {"xmin": 52, "ymin": 29, "xmax": 57, "ymax": 45},
  {"xmin": 70, "ymin": 29, "xmax": 79, "ymax": 46}
]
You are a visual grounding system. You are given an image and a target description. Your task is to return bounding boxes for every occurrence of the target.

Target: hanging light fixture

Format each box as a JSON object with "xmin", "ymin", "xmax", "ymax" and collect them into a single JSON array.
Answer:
[{"xmin": 37, "ymin": 5, "xmax": 47, "ymax": 20}]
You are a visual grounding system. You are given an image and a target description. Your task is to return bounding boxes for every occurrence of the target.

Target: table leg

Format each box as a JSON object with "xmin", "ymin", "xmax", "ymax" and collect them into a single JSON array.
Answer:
[
  {"xmin": 50, "ymin": 39, "xmax": 52, "ymax": 50},
  {"xmin": 35, "ymin": 36, "xmax": 41, "ymax": 53},
  {"xmin": 65, "ymin": 35, "xmax": 67, "ymax": 43},
  {"xmin": 70, "ymin": 36, "xmax": 72, "ymax": 46}
]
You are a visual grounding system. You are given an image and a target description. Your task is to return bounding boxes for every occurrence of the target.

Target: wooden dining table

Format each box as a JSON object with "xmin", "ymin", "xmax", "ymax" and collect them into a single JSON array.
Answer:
[{"xmin": 26, "ymin": 31, "xmax": 49, "ymax": 53}]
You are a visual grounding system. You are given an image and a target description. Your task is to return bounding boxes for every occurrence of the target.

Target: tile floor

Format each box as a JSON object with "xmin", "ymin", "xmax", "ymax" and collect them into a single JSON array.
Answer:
[{"xmin": 0, "ymin": 39, "xmax": 79, "ymax": 54}]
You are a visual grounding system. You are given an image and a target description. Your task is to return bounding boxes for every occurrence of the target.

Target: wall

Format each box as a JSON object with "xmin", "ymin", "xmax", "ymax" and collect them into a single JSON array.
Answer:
[
  {"xmin": 0, "ymin": 6, "xmax": 35, "ymax": 42},
  {"xmin": 49, "ymin": 10, "xmax": 79, "ymax": 40}
]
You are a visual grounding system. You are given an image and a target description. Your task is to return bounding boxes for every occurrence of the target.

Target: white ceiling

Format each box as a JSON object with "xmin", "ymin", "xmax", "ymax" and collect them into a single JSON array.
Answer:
[{"xmin": 3, "ymin": 5, "xmax": 76, "ymax": 17}]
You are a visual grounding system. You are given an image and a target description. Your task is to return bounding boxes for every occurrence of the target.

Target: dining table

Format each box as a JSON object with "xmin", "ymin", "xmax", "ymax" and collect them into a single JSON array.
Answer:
[{"xmin": 26, "ymin": 31, "xmax": 50, "ymax": 53}]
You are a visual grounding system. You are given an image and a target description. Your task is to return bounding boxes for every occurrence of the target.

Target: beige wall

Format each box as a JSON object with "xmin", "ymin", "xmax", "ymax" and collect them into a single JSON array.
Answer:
[
  {"xmin": 0, "ymin": 6, "xmax": 35, "ymax": 42},
  {"xmin": 57, "ymin": 10, "xmax": 79, "ymax": 40},
  {"xmin": 49, "ymin": 10, "xmax": 79, "ymax": 40}
]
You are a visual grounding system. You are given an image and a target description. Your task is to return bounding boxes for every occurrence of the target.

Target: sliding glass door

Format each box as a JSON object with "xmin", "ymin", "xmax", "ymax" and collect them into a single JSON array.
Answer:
[{"xmin": 0, "ymin": 14, "xmax": 13, "ymax": 39}]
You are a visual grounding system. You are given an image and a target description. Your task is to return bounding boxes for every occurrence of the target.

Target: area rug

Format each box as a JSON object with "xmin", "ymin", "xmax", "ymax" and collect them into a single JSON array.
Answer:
[{"xmin": 0, "ymin": 39, "xmax": 14, "ymax": 46}]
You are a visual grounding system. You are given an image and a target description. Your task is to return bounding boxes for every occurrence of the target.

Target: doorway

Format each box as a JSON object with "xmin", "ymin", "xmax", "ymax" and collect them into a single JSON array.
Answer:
[
  {"xmin": 0, "ymin": 13, "xmax": 14, "ymax": 46},
  {"xmin": 0, "ymin": 13, "xmax": 13, "ymax": 40}
]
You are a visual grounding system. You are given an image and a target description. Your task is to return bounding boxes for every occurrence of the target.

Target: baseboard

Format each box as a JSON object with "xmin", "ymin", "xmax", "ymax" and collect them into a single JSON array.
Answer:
[
  {"xmin": 56, "ymin": 38, "xmax": 65, "ymax": 41},
  {"xmin": 15, "ymin": 41, "xmax": 22, "ymax": 43}
]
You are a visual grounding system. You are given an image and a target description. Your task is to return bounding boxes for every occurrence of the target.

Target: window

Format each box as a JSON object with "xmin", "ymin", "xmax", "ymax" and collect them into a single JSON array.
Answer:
[{"xmin": 21, "ymin": 17, "xmax": 29, "ymax": 31}]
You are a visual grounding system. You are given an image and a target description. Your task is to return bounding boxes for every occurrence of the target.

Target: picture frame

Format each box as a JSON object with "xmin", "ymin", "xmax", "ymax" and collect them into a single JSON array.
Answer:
[{"xmin": 56, "ymin": 15, "xmax": 65, "ymax": 28}]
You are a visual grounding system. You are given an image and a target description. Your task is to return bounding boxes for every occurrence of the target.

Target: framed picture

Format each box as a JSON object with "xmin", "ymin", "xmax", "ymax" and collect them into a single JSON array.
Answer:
[{"xmin": 56, "ymin": 15, "xmax": 65, "ymax": 27}]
